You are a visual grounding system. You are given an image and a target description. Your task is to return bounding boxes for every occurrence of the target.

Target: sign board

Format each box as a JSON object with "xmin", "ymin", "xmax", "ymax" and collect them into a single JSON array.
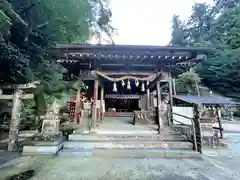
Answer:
[
  {"xmin": 96, "ymin": 100, "xmax": 101, "ymax": 108},
  {"xmin": 41, "ymin": 120, "xmax": 60, "ymax": 134},
  {"xmin": 83, "ymin": 102, "xmax": 91, "ymax": 110},
  {"xmin": 172, "ymin": 106, "xmax": 193, "ymax": 125},
  {"xmin": 105, "ymin": 94, "xmax": 141, "ymax": 99},
  {"xmin": 78, "ymin": 70, "xmax": 94, "ymax": 80}
]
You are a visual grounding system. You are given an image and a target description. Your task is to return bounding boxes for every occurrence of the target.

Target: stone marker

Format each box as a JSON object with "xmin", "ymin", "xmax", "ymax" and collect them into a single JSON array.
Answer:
[
  {"xmin": 41, "ymin": 119, "xmax": 60, "ymax": 134},
  {"xmin": 22, "ymin": 102, "xmax": 63, "ymax": 155}
]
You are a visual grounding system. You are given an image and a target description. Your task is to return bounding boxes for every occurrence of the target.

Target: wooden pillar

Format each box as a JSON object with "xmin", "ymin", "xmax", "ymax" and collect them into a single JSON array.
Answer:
[
  {"xmin": 150, "ymin": 93, "xmax": 154, "ymax": 108},
  {"xmin": 100, "ymin": 87, "xmax": 104, "ymax": 122},
  {"xmin": 172, "ymin": 78, "xmax": 176, "ymax": 96},
  {"xmin": 193, "ymin": 104, "xmax": 202, "ymax": 153},
  {"xmin": 92, "ymin": 79, "xmax": 98, "ymax": 130},
  {"xmin": 146, "ymin": 81, "xmax": 150, "ymax": 111},
  {"xmin": 139, "ymin": 96, "xmax": 143, "ymax": 110},
  {"xmin": 156, "ymin": 81, "xmax": 162, "ymax": 132},
  {"xmin": 168, "ymin": 75, "xmax": 173, "ymax": 126},
  {"xmin": 8, "ymin": 89, "xmax": 22, "ymax": 151},
  {"xmin": 168, "ymin": 73, "xmax": 173, "ymax": 107},
  {"xmin": 216, "ymin": 107, "xmax": 223, "ymax": 139}
]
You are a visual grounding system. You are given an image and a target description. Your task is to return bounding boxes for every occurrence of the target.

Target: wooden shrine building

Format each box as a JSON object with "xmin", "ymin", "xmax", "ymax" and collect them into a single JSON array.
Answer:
[
  {"xmin": 52, "ymin": 44, "xmax": 213, "ymax": 154},
  {"xmin": 53, "ymin": 44, "xmax": 210, "ymax": 130}
]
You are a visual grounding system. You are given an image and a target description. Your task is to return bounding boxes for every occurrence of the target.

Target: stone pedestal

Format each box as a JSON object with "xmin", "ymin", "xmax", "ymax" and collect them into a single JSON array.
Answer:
[{"xmin": 22, "ymin": 132, "xmax": 63, "ymax": 155}]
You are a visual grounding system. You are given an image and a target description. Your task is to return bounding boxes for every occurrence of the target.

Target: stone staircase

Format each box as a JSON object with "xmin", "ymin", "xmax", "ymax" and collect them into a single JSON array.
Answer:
[{"xmin": 58, "ymin": 127, "xmax": 201, "ymax": 158}]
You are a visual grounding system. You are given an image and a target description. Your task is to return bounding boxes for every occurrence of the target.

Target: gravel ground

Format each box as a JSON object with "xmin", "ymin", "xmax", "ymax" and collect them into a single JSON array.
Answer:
[
  {"xmin": 1, "ymin": 133, "xmax": 240, "ymax": 180},
  {"xmin": 28, "ymin": 156, "xmax": 238, "ymax": 180},
  {"xmin": 31, "ymin": 133, "xmax": 240, "ymax": 180}
]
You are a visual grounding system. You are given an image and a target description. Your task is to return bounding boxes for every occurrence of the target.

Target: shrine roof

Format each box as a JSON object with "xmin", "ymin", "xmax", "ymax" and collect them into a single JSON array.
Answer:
[
  {"xmin": 174, "ymin": 95, "xmax": 237, "ymax": 105},
  {"xmin": 55, "ymin": 43, "xmax": 211, "ymax": 52},
  {"xmin": 52, "ymin": 43, "xmax": 212, "ymax": 78}
]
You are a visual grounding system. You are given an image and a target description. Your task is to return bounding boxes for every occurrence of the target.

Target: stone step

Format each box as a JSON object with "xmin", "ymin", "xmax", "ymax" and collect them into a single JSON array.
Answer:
[
  {"xmin": 63, "ymin": 140, "xmax": 193, "ymax": 150},
  {"xmin": 58, "ymin": 148, "xmax": 201, "ymax": 159},
  {"xmin": 69, "ymin": 134, "xmax": 186, "ymax": 141},
  {"xmin": 22, "ymin": 140, "xmax": 64, "ymax": 156},
  {"xmin": 73, "ymin": 128, "xmax": 182, "ymax": 136}
]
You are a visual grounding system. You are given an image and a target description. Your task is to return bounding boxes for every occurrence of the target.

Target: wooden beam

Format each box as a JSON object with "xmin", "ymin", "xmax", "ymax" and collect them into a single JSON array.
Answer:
[
  {"xmin": 147, "ymin": 73, "xmax": 162, "ymax": 90},
  {"xmin": 0, "ymin": 94, "xmax": 34, "ymax": 100},
  {"xmin": 0, "ymin": 81, "xmax": 40, "ymax": 89},
  {"xmin": 99, "ymin": 71, "xmax": 153, "ymax": 76},
  {"xmin": 147, "ymin": 71, "xmax": 171, "ymax": 90}
]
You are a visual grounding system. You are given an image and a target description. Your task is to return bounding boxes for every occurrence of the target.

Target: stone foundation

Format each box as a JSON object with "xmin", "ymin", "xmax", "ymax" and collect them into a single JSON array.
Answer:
[{"xmin": 22, "ymin": 141, "xmax": 63, "ymax": 155}]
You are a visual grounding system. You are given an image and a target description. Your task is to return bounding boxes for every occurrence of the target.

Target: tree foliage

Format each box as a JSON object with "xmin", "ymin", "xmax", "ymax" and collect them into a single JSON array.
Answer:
[
  {"xmin": 171, "ymin": 0, "xmax": 240, "ymax": 99},
  {"xmin": 175, "ymin": 70, "xmax": 201, "ymax": 95},
  {"xmin": 0, "ymin": 0, "xmax": 114, "ymax": 124}
]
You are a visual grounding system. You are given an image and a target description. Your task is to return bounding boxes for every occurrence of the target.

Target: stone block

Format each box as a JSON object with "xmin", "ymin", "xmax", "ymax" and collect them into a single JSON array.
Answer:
[
  {"xmin": 22, "ymin": 142, "xmax": 63, "ymax": 155},
  {"xmin": 33, "ymin": 132, "xmax": 62, "ymax": 141},
  {"xmin": 58, "ymin": 149, "xmax": 201, "ymax": 159},
  {"xmin": 30, "ymin": 140, "xmax": 63, "ymax": 146}
]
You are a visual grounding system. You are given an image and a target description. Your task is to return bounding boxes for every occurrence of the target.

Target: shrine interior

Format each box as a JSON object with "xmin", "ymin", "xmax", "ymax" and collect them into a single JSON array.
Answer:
[
  {"xmin": 103, "ymin": 78, "xmax": 143, "ymax": 112},
  {"xmin": 83, "ymin": 78, "xmax": 144, "ymax": 112}
]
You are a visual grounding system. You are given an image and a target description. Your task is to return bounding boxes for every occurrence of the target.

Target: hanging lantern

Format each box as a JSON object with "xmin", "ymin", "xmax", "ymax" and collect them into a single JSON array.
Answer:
[
  {"xmin": 135, "ymin": 79, "xmax": 139, "ymax": 87},
  {"xmin": 127, "ymin": 79, "xmax": 131, "ymax": 90},
  {"xmin": 122, "ymin": 80, "xmax": 125, "ymax": 87},
  {"xmin": 113, "ymin": 82, "xmax": 117, "ymax": 92},
  {"xmin": 141, "ymin": 82, "xmax": 145, "ymax": 92}
]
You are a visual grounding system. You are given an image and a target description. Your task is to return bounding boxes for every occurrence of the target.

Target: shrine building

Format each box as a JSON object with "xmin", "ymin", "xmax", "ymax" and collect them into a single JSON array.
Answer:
[{"xmin": 53, "ymin": 44, "xmax": 211, "ymax": 154}]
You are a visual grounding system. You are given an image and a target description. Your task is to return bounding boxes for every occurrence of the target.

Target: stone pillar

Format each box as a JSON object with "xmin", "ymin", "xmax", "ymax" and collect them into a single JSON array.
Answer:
[
  {"xmin": 8, "ymin": 89, "xmax": 22, "ymax": 151},
  {"xmin": 146, "ymin": 81, "xmax": 150, "ymax": 111},
  {"xmin": 100, "ymin": 87, "xmax": 104, "ymax": 122},
  {"xmin": 75, "ymin": 87, "xmax": 81, "ymax": 122},
  {"xmin": 156, "ymin": 81, "xmax": 162, "ymax": 132},
  {"xmin": 92, "ymin": 79, "xmax": 98, "ymax": 130}
]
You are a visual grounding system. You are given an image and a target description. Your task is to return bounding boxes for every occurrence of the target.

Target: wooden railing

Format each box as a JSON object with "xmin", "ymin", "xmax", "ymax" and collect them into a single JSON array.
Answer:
[
  {"xmin": 172, "ymin": 112, "xmax": 197, "ymax": 152},
  {"xmin": 170, "ymin": 105, "xmax": 202, "ymax": 154}
]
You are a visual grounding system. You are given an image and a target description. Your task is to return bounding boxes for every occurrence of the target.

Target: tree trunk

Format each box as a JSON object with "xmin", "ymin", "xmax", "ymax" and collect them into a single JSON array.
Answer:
[
  {"xmin": 8, "ymin": 89, "xmax": 22, "ymax": 151},
  {"xmin": 195, "ymin": 81, "xmax": 200, "ymax": 96}
]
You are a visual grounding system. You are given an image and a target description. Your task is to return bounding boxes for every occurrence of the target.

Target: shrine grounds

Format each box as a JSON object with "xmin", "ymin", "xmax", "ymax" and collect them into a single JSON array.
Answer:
[{"xmin": 0, "ymin": 133, "xmax": 240, "ymax": 180}]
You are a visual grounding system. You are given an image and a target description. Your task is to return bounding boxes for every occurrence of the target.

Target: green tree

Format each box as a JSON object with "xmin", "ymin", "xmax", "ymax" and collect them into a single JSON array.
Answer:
[
  {"xmin": 175, "ymin": 71, "xmax": 201, "ymax": 95},
  {"xmin": 1, "ymin": 0, "xmax": 114, "ymax": 151},
  {"xmin": 170, "ymin": 15, "xmax": 188, "ymax": 46},
  {"xmin": 171, "ymin": 0, "xmax": 240, "ymax": 99}
]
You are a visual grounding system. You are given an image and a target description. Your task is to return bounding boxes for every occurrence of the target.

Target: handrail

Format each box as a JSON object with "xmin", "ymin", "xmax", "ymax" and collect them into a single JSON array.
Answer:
[
  {"xmin": 172, "ymin": 118, "xmax": 190, "ymax": 126},
  {"xmin": 171, "ymin": 112, "xmax": 197, "ymax": 152}
]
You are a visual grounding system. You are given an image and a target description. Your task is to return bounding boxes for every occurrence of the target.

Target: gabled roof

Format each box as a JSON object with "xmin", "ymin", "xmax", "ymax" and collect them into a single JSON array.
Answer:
[
  {"xmin": 55, "ymin": 44, "xmax": 212, "ymax": 53},
  {"xmin": 174, "ymin": 95, "xmax": 237, "ymax": 105},
  {"xmin": 52, "ymin": 43, "xmax": 213, "ymax": 80}
]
